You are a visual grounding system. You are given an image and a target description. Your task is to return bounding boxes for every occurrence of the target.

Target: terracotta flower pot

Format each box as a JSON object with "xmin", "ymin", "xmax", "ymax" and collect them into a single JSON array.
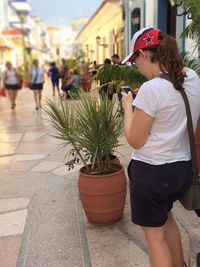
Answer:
[{"xmin": 78, "ymin": 163, "xmax": 127, "ymax": 224}]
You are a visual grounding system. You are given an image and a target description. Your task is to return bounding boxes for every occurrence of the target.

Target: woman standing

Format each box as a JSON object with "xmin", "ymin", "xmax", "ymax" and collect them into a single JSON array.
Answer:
[
  {"xmin": 121, "ymin": 27, "xmax": 200, "ymax": 267},
  {"xmin": 3, "ymin": 61, "xmax": 22, "ymax": 109},
  {"xmin": 30, "ymin": 59, "xmax": 45, "ymax": 110}
]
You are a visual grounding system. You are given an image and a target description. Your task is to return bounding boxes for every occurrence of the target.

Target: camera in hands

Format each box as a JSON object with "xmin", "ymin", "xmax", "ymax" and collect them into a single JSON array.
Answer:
[{"xmin": 121, "ymin": 86, "xmax": 137, "ymax": 98}]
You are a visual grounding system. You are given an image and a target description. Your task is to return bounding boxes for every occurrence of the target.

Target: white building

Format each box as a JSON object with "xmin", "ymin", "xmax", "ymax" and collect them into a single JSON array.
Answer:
[{"xmin": 124, "ymin": 0, "xmax": 198, "ymax": 58}]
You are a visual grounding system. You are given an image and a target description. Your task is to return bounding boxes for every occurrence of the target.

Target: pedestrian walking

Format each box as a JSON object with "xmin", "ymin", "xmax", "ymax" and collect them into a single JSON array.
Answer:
[
  {"xmin": 3, "ymin": 61, "xmax": 22, "ymax": 109},
  {"xmin": 29, "ymin": 59, "xmax": 45, "ymax": 110},
  {"xmin": 48, "ymin": 62, "xmax": 60, "ymax": 97},
  {"xmin": 121, "ymin": 27, "xmax": 200, "ymax": 267}
]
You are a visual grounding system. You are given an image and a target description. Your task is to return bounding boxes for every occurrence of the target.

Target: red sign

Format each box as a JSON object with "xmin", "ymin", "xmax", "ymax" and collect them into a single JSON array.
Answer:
[{"xmin": 2, "ymin": 29, "xmax": 22, "ymax": 36}]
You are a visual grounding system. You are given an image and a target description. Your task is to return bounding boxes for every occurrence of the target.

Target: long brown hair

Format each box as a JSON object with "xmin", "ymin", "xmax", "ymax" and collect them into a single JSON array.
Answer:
[{"xmin": 147, "ymin": 31, "xmax": 185, "ymax": 91}]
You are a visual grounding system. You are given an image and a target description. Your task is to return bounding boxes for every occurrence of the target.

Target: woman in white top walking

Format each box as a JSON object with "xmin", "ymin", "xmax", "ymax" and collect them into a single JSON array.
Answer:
[
  {"xmin": 121, "ymin": 27, "xmax": 200, "ymax": 267},
  {"xmin": 3, "ymin": 61, "xmax": 22, "ymax": 109},
  {"xmin": 30, "ymin": 59, "xmax": 45, "ymax": 110}
]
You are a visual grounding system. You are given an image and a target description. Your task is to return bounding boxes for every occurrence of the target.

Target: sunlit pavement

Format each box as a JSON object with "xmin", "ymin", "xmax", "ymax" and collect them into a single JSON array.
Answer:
[{"xmin": 0, "ymin": 81, "xmax": 199, "ymax": 267}]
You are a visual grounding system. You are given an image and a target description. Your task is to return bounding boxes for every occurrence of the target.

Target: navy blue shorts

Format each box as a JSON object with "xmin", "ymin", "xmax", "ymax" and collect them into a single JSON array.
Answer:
[
  {"xmin": 51, "ymin": 79, "xmax": 59, "ymax": 87},
  {"xmin": 30, "ymin": 83, "xmax": 43, "ymax": 90},
  {"xmin": 5, "ymin": 83, "xmax": 21, "ymax": 90},
  {"xmin": 127, "ymin": 159, "xmax": 192, "ymax": 227}
]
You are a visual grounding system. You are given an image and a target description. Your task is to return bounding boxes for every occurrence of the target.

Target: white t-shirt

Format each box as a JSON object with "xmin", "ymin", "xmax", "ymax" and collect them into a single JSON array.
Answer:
[
  {"xmin": 132, "ymin": 68, "xmax": 200, "ymax": 165},
  {"xmin": 4, "ymin": 69, "xmax": 18, "ymax": 84}
]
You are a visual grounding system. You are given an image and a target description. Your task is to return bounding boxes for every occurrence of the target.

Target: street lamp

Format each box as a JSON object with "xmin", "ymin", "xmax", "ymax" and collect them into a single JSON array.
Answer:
[
  {"xmin": 9, "ymin": 0, "xmax": 31, "ymax": 69},
  {"xmin": 169, "ymin": 0, "xmax": 192, "ymax": 19},
  {"xmin": 96, "ymin": 36, "xmax": 108, "ymax": 48},
  {"xmin": 18, "ymin": 12, "xmax": 27, "ymax": 68}
]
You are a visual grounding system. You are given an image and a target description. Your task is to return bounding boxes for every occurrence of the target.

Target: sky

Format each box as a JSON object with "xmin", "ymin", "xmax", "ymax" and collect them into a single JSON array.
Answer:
[{"xmin": 29, "ymin": 0, "xmax": 102, "ymax": 26}]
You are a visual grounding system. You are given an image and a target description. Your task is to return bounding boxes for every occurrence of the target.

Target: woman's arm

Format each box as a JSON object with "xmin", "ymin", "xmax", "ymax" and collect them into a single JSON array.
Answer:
[{"xmin": 122, "ymin": 91, "xmax": 154, "ymax": 149}]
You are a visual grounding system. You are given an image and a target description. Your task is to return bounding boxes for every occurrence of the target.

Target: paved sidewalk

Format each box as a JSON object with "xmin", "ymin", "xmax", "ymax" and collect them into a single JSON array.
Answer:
[{"xmin": 0, "ymin": 82, "xmax": 199, "ymax": 267}]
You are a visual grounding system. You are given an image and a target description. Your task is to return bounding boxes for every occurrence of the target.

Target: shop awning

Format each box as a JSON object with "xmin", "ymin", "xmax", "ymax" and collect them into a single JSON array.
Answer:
[{"xmin": 2, "ymin": 29, "xmax": 22, "ymax": 36}]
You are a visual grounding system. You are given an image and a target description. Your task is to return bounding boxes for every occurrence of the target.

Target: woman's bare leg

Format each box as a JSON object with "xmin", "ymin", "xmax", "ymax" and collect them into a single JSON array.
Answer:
[
  {"xmin": 38, "ymin": 90, "xmax": 42, "ymax": 108},
  {"xmin": 33, "ymin": 91, "xmax": 39, "ymax": 109},
  {"xmin": 52, "ymin": 86, "xmax": 55, "ymax": 96},
  {"xmin": 165, "ymin": 212, "xmax": 184, "ymax": 267},
  {"xmin": 7, "ymin": 90, "xmax": 15, "ymax": 108},
  {"xmin": 142, "ymin": 225, "xmax": 173, "ymax": 267},
  {"xmin": 13, "ymin": 90, "xmax": 18, "ymax": 106},
  {"xmin": 63, "ymin": 91, "xmax": 68, "ymax": 100},
  {"xmin": 142, "ymin": 213, "xmax": 184, "ymax": 267}
]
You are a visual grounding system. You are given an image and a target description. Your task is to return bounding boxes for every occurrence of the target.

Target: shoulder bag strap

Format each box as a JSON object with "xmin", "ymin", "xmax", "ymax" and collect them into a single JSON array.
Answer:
[{"xmin": 179, "ymin": 89, "xmax": 199, "ymax": 183}]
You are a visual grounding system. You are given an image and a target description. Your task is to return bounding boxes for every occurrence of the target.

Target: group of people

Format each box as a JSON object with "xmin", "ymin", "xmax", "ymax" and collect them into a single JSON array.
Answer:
[
  {"xmin": 47, "ymin": 60, "xmax": 81, "ymax": 101},
  {"xmin": 2, "ymin": 59, "xmax": 44, "ymax": 110},
  {"xmin": 2, "ymin": 54, "xmax": 122, "ymax": 110},
  {"xmin": 1, "ymin": 58, "xmax": 82, "ymax": 109}
]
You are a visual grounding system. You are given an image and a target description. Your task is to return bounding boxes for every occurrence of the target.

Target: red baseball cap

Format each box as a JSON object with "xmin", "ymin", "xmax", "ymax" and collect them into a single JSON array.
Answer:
[{"xmin": 122, "ymin": 27, "xmax": 161, "ymax": 64}]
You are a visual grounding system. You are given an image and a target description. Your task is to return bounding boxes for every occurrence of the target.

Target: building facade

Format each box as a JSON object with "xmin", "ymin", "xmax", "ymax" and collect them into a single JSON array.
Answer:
[
  {"xmin": 47, "ymin": 25, "xmax": 77, "ymax": 62},
  {"xmin": 0, "ymin": 0, "xmax": 50, "ymax": 69},
  {"xmin": 76, "ymin": 0, "xmax": 197, "ymax": 64},
  {"xmin": 76, "ymin": 0, "xmax": 124, "ymax": 64}
]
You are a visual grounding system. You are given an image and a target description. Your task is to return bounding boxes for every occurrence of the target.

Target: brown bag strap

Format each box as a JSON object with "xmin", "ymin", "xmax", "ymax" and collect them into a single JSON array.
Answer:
[
  {"xmin": 179, "ymin": 90, "xmax": 199, "ymax": 183},
  {"xmin": 160, "ymin": 73, "xmax": 199, "ymax": 183}
]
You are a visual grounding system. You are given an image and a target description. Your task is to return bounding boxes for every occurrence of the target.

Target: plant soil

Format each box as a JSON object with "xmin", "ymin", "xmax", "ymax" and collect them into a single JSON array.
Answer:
[{"xmin": 80, "ymin": 163, "xmax": 122, "ymax": 176}]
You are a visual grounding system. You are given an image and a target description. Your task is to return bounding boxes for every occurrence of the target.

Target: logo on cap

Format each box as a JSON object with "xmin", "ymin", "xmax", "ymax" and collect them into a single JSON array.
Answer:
[{"xmin": 143, "ymin": 34, "xmax": 154, "ymax": 46}]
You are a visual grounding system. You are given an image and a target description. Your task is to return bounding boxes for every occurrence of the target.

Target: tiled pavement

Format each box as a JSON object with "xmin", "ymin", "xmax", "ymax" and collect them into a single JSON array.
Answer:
[{"xmin": 0, "ymin": 82, "xmax": 199, "ymax": 267}]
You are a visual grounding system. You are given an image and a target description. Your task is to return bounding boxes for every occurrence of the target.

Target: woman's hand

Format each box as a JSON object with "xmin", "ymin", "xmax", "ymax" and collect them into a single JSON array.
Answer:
[{"xmin": 121, "ymin": 91, "xmax": 134, "ymax": 112}]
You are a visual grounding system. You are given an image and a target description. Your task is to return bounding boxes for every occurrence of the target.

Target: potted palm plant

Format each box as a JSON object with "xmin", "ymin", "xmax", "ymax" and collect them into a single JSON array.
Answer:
[{"xmin": 44, "ymin": 94, "xmax": 127, "ymax": 224}]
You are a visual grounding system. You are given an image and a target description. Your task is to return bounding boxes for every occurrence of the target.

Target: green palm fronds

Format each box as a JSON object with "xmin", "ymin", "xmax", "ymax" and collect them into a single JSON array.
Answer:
[
  {"xmin": 175, "ymin": 0, "xmax": 200, "ymax": 55},
  {"xmin": 44, "ymin": 94, "xmax": 123, "ymax": 175},
  {"xmin": 96, "ymin": 64, "xmax": 146, "ymax": 90}
]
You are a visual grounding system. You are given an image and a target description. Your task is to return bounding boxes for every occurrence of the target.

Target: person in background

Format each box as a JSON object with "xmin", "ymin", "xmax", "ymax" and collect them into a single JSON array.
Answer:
[
  {"xmin": 121, "ymin": 27, "xmax": 200, "ymax": 267},
  {"xmin": 48, "ymin": 62, "xmax": 60, "ymax": 97},
  {"xmin": 109, "ymin": 54, "xmax": 123, "ymax": 110},
  {"xmin": 80, "ymin": 60, "xmax": 91, "ymax": 92},
  {"xmin": 30, "ymin": 59, "xmax": 45, "ymax": 110},
  {"xmin": 99, "ymin": 58, "xmax": 111, "ymax": 99},
  {"xmin": 3, "ymin": 61, "xmax": 22, "ymax": 109},
  {"xmin": 89, "ymin": 60, "xmax": 98, "ymax": 77},
  {"xmin": 111, "ymin": 54, "xmax": 122, "ymax": 65},
  {"xmin": 59, "ymin": 58, "xmax": 69, "ymax": 88},
  {"xmin": 61, "ymin": 69, "xmax": 80, "ymax": 100}
]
